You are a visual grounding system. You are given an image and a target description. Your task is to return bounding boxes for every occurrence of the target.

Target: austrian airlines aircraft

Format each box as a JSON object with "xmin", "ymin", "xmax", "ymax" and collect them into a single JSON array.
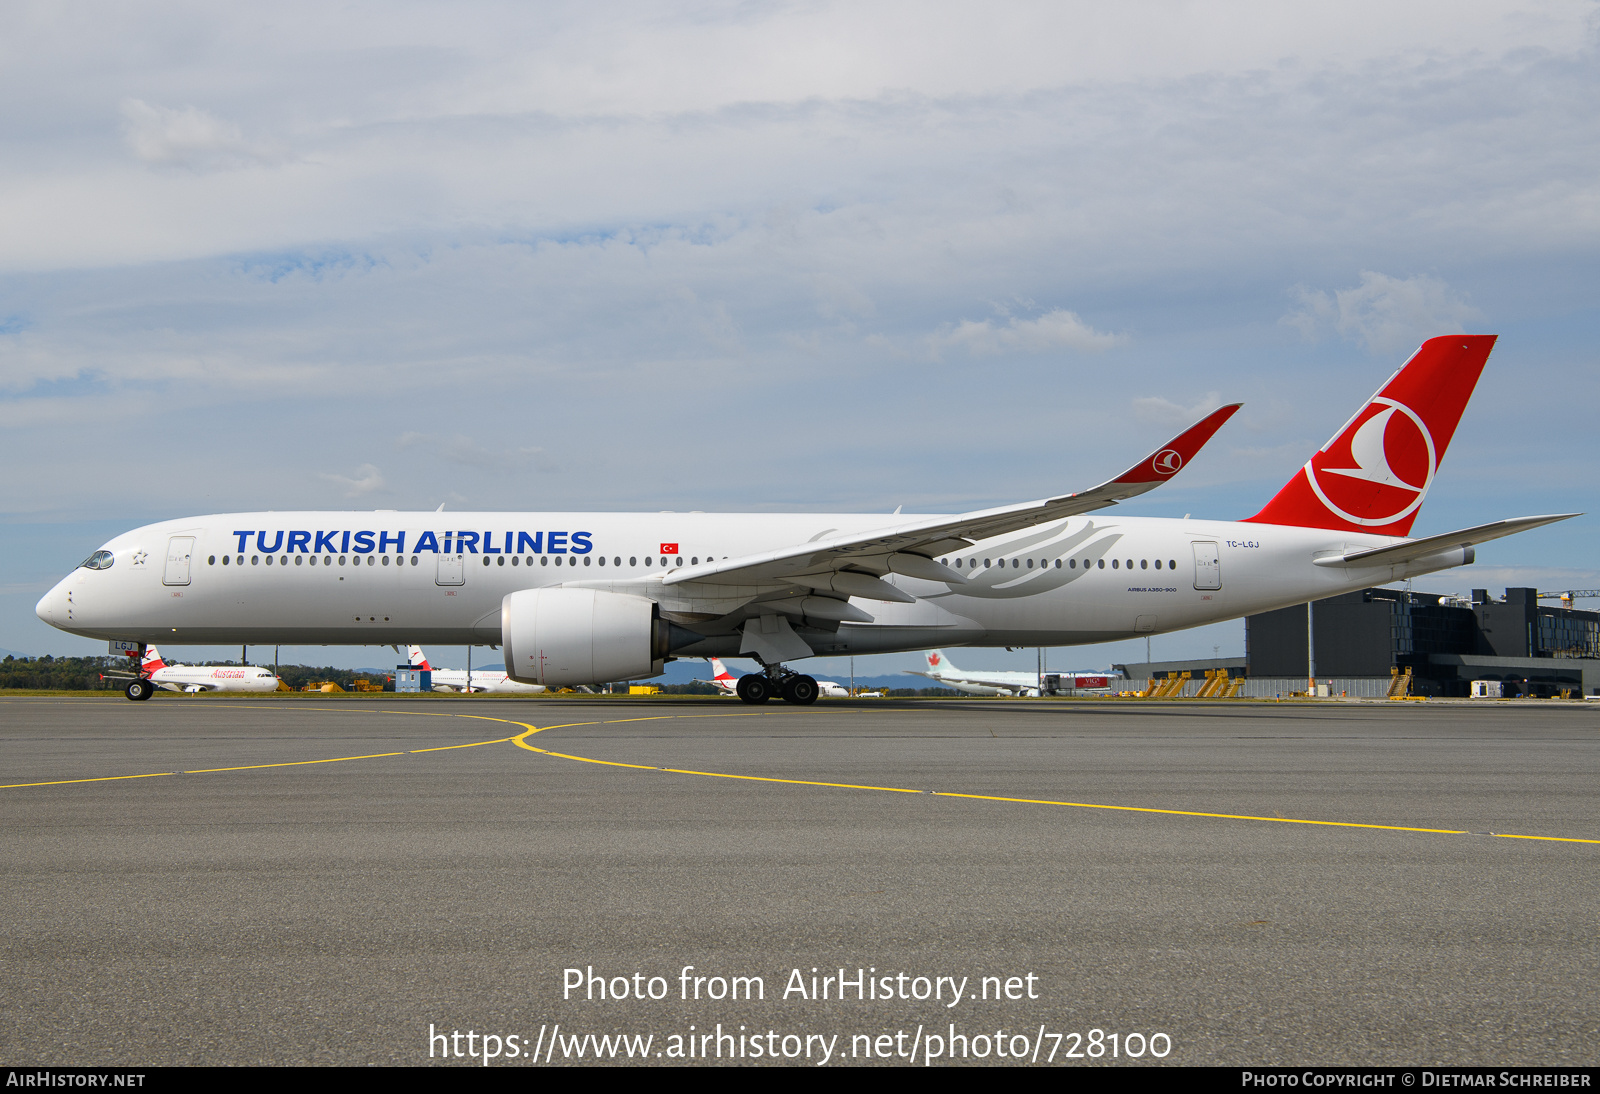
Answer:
[
  {"xmin": 38, "ymin": 336, "xmax": 1573, "ymax": 704},
  {"xmin": 107, "ymin": 646, "xmax": 281, "ymax": 699},
  {"xmin": 405, "ymin": 645, "xmax": 546, "ymax": 694},
  {"xmin": 703, "ymin": 657, "xmax": 851, "ymax": 698}
]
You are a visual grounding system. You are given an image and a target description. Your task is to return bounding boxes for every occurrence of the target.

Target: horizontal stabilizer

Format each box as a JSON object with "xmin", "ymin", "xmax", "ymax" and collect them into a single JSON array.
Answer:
[{"xmin": 1312, "ymin": 514, "xmax": 1578, "ymax": 568}]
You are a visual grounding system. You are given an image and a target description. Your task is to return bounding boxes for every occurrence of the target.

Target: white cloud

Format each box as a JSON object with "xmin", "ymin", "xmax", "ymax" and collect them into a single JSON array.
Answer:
[
  {"xmin": 118, "ymin": 99, "xmax": 282, "ymax": 171},
  {"xmin": 930, "ymin": 309, "xmax": 1123, "ymax": 357},
  {"xmin": 1132, "ymin": 392, "xmax": 1224, "ymax": 427},
  {"xmin": 317, "ymin": 463, "xmax": 386, "ymax": 498},
  {"xmin": 397, "ymin": 432, "xmax": 554, "ymax": 473},
  {"xmin": 1284, "ymin": 272, "xmax": 1480, "ymax": 356}
]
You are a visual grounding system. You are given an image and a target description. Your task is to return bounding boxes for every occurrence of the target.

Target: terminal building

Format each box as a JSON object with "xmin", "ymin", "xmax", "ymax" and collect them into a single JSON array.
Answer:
[{"xmin": 1116, "ymin": 588, "xmax": 1600, "ymax": 698}]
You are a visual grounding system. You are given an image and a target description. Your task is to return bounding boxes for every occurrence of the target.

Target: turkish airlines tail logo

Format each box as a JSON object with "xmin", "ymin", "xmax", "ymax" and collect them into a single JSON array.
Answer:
[{"xmin": 1245, "ymin": 335, "xmax": 1496, "ymax": 536}]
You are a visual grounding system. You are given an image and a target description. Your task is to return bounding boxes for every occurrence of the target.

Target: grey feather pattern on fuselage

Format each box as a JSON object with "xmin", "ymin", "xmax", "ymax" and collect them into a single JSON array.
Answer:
[{"xmin": 921, "ymin": 521, "xmax": 1125, "ymax": 601}]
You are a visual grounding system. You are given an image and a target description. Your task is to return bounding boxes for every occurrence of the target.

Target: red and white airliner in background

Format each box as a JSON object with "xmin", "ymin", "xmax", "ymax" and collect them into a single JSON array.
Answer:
[
  {"xmin": 405, "ymin": 645, "xmax": 547, "ymax": 694},
  {"xmin": 909, "ymin": 649, "xmax": 1116, "ymax": 697},
  {"xmin": 42, "ymin": 336, "xmax": 1575, "ymax": 704},
  {"xmin": 702, "ymin": 657, "xmax": 852, "ymax": 697},
  {"xmin": 105, "ymin": 646, "xmax": 281, "ymax": 699}
]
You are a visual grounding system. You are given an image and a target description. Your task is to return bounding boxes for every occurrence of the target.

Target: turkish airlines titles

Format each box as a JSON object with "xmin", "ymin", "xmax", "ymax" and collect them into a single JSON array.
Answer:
[{"xmin": 229, "ymin": 529, "xmax": 595, "ymax": 556}]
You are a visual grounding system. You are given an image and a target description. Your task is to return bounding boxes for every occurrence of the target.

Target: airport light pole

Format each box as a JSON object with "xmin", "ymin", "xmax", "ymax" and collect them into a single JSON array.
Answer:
[{"xmin": 1307, "ymin": 600, "xmax": 1317, "ymax": 696}]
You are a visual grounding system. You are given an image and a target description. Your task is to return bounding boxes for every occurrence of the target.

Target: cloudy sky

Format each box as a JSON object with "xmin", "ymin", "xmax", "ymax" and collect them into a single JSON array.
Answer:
[{"xmin": 4, "ymin": 1, "xmax": 1597, "ymax": 674}]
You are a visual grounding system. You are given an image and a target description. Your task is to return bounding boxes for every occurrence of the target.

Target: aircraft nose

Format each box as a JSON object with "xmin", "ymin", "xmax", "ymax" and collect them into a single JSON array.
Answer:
[{"xmin": 35, "ymin": 576, "xmax": 71, "ymax": 626}]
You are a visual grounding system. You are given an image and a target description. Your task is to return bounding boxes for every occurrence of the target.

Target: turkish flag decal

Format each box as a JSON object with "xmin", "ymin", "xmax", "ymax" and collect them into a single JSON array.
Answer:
[{"xmin": 660, "ymin": 543, "xmax": 679, "ymax": 555}]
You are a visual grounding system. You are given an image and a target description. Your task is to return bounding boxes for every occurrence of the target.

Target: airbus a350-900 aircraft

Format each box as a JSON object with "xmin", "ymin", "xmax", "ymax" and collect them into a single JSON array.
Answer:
[{"xmin": 38, "ymin": 336, "xmax": 1574, "ymax": 704}]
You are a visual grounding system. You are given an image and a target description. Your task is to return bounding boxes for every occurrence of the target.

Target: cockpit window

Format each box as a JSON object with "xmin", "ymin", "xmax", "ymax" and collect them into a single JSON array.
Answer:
[{"xmin": 79, "ymin": 550, "xmax": 114, "ymax": 571}]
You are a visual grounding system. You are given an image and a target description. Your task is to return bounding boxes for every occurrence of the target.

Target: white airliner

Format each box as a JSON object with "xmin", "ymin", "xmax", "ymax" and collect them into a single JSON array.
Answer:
[
  {"xmin": 908, "ymin": 649, "xmax": 1115, "ymax": 696},
  {"xmin": 39, "ymin": 337, "xmax": 1575, "ymax": 704},
  {"xmin": 104, "ymin": 646, "xmax": 280, "ymax": 699},
  {"xmin": 703, "ymin": 657, "xmax": 849, "ymax": 697},
  {"xmin": 405, "ymin": 645, "xmax": 546, "ymax": 694}
]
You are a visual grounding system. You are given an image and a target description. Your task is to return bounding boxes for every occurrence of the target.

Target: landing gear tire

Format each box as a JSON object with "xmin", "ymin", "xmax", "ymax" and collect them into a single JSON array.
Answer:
[
  {"xmin": 125, "ymin": 679, "xmax": 153, "ymax": 702},
  {"xmin": 736, "ymin": 674, "xmax": 772, "ymax": 705},
  {"xmin": 781, "ymin": 675, "xmax": 819, "ymax": 705}
]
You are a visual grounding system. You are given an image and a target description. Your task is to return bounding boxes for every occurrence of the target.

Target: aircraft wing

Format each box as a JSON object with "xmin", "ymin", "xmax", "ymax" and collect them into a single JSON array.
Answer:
[
  {"xmin": 1312, "ymin": 514, "xmax": 1579, "ymax": 568},
  {"xmin": 661, "ymin": 403, "xmax": 1241, "ymax": 593}
]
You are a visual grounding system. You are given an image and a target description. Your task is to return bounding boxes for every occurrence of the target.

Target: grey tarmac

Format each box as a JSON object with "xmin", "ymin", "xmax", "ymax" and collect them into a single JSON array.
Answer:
[{"xmin": 1, "ymin": 694, "xmax": 1596, "ymax": 1066}]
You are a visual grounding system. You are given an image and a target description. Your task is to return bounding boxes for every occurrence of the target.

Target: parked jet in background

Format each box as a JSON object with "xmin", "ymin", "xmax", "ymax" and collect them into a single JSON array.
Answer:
[
  {"xmin": 105, "ymin": 646, "xmax": 280, "ymax": 699},
  {"xmin": 703, "ymin": 657, "xmax": 851, "ymax": 697},
  {"xmin": 908, "ymin": 649, "xmax": 1116, "ymax": 696},
  {"xmin": 703, "ymin": 657, "xmax": 740, "ymax": 695},
  {"xmin": 41, "ymin": 337, "xmax": 1576, "ymax": 704},
  {"xmin": 405, "ymin": 645, "xmax": 546, "ymax": 694}
]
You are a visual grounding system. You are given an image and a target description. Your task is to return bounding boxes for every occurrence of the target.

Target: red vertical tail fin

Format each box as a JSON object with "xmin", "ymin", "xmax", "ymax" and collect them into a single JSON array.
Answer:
[{"xmin": 1244, "ymin": 335, "xmax": 1495, "ymax": 536}]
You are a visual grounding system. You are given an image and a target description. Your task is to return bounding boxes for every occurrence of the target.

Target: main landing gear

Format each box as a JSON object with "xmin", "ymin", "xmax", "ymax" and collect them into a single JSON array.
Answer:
[
  {"xmin": 124, "ymin": 678, "xmax": 154, "ymax": 701},
  {"xmin": 735, "ymin": 664, "xmax": 819, "ymax": 706}
]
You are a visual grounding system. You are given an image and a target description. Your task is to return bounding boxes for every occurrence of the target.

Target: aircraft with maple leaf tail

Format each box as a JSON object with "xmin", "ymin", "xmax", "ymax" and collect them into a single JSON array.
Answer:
[{"xmin": 907, "ymin": 649, "xmax": 1117, "ymax": 697}]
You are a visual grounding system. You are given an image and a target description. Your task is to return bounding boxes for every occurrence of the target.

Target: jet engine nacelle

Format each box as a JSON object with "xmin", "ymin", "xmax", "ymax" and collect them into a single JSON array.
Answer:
[{"xmin": 502, "ymin": 588, "xmax": 669, "ymax": 686}]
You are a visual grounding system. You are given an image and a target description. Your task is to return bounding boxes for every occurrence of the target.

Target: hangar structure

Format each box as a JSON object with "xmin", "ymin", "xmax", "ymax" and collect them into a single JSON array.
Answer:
[{"xmin": 1118, "ymin": 588, "xmax": 1600, "ymax": 698}]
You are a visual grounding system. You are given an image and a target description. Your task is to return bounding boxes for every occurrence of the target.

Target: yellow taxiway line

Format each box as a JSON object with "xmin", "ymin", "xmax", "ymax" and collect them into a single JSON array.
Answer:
[{"xmin": 3, "ymin": 708, "xmax": 1596, "ymax": 845}]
